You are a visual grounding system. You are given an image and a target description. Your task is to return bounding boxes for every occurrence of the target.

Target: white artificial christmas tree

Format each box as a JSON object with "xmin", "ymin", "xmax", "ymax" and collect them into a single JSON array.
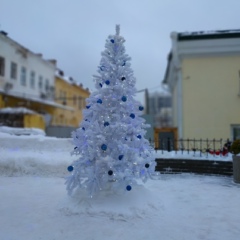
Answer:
[{"xmin": 66, "ymin": 25, "xmax": 156, "ymax": 197}]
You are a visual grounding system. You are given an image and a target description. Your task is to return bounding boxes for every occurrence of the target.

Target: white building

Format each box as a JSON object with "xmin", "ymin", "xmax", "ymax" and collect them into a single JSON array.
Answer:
[{"xmin": 0, "ymin": 30, "xmax": 56, "ymax": 100}]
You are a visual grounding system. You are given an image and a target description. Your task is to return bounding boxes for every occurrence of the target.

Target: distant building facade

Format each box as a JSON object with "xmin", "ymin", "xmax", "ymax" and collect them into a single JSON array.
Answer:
[
  {"xmin": 0, "ymin": 30, "xmax": 55, "ymax": 102},
  {"xmin": 163, "ymin": 29, "xmax": 240, "ymax": 140},
  {"xmin": 0, "ymin": 30, "xmax": 90, "ymax": 135},
  {"xmin": 148, "ymin": 90, "xmax": 172, "ymax": 128},
  {"xmin": 53, "ymin": 70, "xmax": 90, "ymax": 127}
]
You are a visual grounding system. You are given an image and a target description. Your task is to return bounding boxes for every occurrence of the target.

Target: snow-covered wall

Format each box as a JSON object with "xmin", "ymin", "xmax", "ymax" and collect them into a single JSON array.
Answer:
[{"xmin": 0, "ymin": 133, "xmax": 77, "ymax": 177}]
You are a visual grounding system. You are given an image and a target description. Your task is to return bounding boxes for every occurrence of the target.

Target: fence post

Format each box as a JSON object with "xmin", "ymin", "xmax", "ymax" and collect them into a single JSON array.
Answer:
[
  {"xmin": 200, "ymin": 138, "xmax": 202, "ymax": 157},
  {"xmin": 167, "ymin": 138, "xmax": 171, "ymax": 152}
]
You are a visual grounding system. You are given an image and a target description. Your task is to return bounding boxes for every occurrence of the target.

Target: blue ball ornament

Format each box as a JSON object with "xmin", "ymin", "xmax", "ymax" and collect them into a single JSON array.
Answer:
[
  {"xmin": 99, "ymin": 83, "xmax": 102, "ymax": 88},
  {"xmin": 110, "ymin": 39, "xmax": 114, "ymax": 43},
  {"xmin": 104, "ymin": 122, "xmax": 109, "ymax": 127},
  {"xmin": 82, "ymin": 127, "xmax": 85, "ymax": 131},
  {"xmin": 86, "ymin": 105, "xmax": 90, "ymax": 109},
  {"xmin": 108, "ymin": 170, "xmax": 113, "ymax": 176},
  {"xmin": 139, "ymin": 106, "xmax": 144, "ymax": 111},
  {"xmin": 118, "ymin": 155, "xmax": 124, "ymax": 160},
  {"xmin": 67, "ymin": 166, "xmax": 74, "ymax": 172},
  {"xmin": 121, "ymin": 96, "xmax": 127, "ymax": 102},
  {"xmin": 97, "ymin": 99, "xmax": 102, "ymax": 104},
  {"xmin": 130, "ymin": 113, "xmax": 135, "ymax": 119},
  {"xmin": 101, "ymin": 144, "xmax": 107, "ymax": 151},
  {"xmin": 121, "ymin": 77, "xmax": 126, "ymax": 81},
  {"xmin": 126, "ymin": 185, "xmax": 132, "ymax": 191},
  {"xmin": 145, "ymin": 163, "xmax": 150, "ymax": 168},
  {"xmin": 105, "ymin": 80, "xmax": 110, "ymax": 85},
  {"xmin": 122, "ymin": 61, "xmax": 126, "ymax": 66},
  {"xmin": 137, "ymin": 135, "xmax": 142, "ymax": 139}
]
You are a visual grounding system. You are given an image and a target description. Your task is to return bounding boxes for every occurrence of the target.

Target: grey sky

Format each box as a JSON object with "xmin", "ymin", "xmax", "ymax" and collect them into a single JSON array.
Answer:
[{"xmin": 0, "ymin": 0, "xmax": 239, "ymax": 103}]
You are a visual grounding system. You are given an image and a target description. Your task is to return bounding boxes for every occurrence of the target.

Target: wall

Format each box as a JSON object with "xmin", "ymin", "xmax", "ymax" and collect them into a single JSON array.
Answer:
[
  {"xmin": 53, "ymin": 75, "xmax": 89, "ymax": 127},
  {"xmin": 24, "ymin": 114, "xmax": 45, "ymax": 130},
  {"xmin": 0, "ymin": 34, "xmax": 55, "ymax": 99},
  {"xmin": 182, "ymin": 55, "xmax": 240, "ymax": 139}
]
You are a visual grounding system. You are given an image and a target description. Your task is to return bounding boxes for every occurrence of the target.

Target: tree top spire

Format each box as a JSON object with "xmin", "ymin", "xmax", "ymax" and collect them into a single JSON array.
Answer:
[{"xmin": 116, "ymin": 24, "xmax": 120, "ymax": 36}]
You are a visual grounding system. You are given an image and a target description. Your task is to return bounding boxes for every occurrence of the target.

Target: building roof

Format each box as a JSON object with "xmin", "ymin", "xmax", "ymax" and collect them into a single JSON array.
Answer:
[
  {"xmin": 55, "ymin": 69, "xmax": 90, "ymax": 92},
  {"xmin": 0, "ymin": 89, "xmax": 74, "ymax": 111},
  {"xmin": 0, "ymin": 31, "xmax": 56, "ymax": 68},
  {"xmin": 162, "ymin": 29, "xmax": 240, "ymax": 85},
  {"xmin": 178, "ymin": 29, "xmax": 240, "ymax": 41}
]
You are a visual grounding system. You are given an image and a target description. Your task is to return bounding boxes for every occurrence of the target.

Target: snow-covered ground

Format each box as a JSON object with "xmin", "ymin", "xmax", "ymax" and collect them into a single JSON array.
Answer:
[{"xmin": 0, "ymin": 129, "xmax": 239, "ymax": 240}]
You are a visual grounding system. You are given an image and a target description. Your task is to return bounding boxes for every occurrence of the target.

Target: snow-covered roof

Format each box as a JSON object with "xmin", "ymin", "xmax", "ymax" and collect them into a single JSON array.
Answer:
[
  {"xmin": 0, "ymin": 107, "xmax": 37, "ymax": 114},
  {"xmin": 0, "ymin": 31, "xmax": 56, "ymax": 68},
  {"xmin": 55, "ymin": 69, "xmax": 90, "ymax": 92},
  {"xmin": 178, "ymin": 29, "xmax": 240, "ymax": 41},
  {"xmin": 0, "ymin": 89, "xmax": 74, "ymax": 111}
]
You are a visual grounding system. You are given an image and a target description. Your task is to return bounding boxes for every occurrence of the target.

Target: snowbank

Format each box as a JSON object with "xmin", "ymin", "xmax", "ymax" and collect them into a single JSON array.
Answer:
[{"xmin": 0, "ymin": 132, "xmax": 76, "ymax": 177}]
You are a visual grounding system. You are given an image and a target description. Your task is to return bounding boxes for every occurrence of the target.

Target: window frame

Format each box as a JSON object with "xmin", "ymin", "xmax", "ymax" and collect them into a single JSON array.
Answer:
[
  {"xmin": 30, "ymin": 71, "xmax": 35, "ymax": 89},
  {"xmin": 0, "ymin": 56, "xmax": 5, "ymax": 77},
  {"xmin": 10, "ymin": 62, "xmax": 17, "ymax": 80},
  {"xmin": 39, "ymin": 75, "xmax": 43, "ymax": 90},
  {"xmin": 20, "ymin": 66, "xmax": 27, "ymax": 86}
]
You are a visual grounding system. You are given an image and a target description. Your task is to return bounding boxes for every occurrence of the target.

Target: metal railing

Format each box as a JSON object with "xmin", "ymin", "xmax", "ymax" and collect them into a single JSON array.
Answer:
[{"xmin": 149, "ymin": 138, "xmax": 232, "ymax": 157}]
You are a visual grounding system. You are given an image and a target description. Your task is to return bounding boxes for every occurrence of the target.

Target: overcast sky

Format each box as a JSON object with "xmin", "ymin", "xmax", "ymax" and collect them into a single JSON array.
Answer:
[{"xmin": 0, "ymin": 0, "xmax": 240, "ymax": 103}]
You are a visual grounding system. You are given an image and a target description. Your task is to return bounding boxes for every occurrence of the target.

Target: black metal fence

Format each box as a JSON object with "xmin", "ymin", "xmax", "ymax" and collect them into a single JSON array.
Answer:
[{"xmin": 149, "ymin": 138, "xmax": 232, "ymax": 157}]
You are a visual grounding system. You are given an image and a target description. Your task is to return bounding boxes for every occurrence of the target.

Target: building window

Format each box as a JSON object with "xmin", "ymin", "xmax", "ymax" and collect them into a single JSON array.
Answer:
[
  {"xmin": 0, "ymin": 56, "xmax": 5, "ymax": 76},
  {"xmin": 232, "ymin": 125, "xmax": 240, "ymax": 140},
  {"xmin": 78, "ymin": 97, "xmax": 83, "ymax": 110},
  {"xmin": 39, "ymin": 75, "xmax": 43, "ymax": 89},
  {"xmin": 73, "ymin": 95, "xmax": 77, "ymax": 105},
  {"xmin": 30, "ymin": 71, "xmax": 35, "ymax": 88},
  {"xmin": 45, "ymin": 79, "xmax": 49, "ymax": 91},
  {"xmin": 10, "ymin": 62, "xmax": 17, "ymax": 80},
  {"xmin": 20, "ymin": 67, "xmax": 27, "ymax": 86}
]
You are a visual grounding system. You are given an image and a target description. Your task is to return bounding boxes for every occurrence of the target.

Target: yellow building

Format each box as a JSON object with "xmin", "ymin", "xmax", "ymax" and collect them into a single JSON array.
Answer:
[
  {"xmin": 163, "ymin": 29, "xmax": 240, "ymax": 140},
  {"xmin": 53, "ymin": 70, "xmax": 90, "ymax": 128}
]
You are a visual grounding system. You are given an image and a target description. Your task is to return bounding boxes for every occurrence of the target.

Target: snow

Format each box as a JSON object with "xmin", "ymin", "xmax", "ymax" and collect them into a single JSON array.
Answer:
[
  {"xmin": 153, "ymin": 149, "xmax": 233, "ymax": 161},
  {"xmin": 0, "ymin": 130, "xmax": 239, "ymax": 240},
  {"xmin": 0, "ymin": 126, "xmax": 46, "ymax": 136},
  {"xmin": 0, "ymin": 107, "xmax": 37, "ymax": 114}
]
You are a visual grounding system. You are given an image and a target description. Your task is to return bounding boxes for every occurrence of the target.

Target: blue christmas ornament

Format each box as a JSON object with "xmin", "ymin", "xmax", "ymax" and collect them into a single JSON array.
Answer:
[
  {"xmin": 104, "ymin": 122, "xmax": 109, "ymax": 127},
  {"xmin": 126, "ymin": 185, "xmax": 132, "ymax": 191},
  {"xmin": 122, "ymin": 61, "xmax": 126, "ymax": 66},
  {"xmin": 110, "ymin": 39, "xmax": 114, "ymax": 43},
  {"xmin": 100, "ymin": 66, "xmax": 104, "ymax": 71},
  {"xmin": 101, "ymin": 144, "xmax": 107, "ymax": 151},
  {"xmin": 118, "ymin": 155, "xmax": 124, "ymax": 160},
  {"xmin": 145, "ymin": 163, "xmax": 150, "ymax": 168},
  {"xmin": 108, "ymin": 170, "xmax": 113, "ymax": 176},
  {"xmin": 99, "ymin": 83, "xmax": 102, "ymax": 88},
  {"xmin": 97, "ymin": 99, "xmax": 102, "ymax": 104},
  {"xmin": 137, "ymin": 135, "xmax": 142, "ymax": 139},
  {"xmin": 86, "ymin": 105, "xmax": 90, "ymax": 109},
  {"xmin": 74, "ymin": 147, "xmax": 78, "ymax": 150},
  {"xmin": 139, "ymin": 106, "xmax": 144, "ymax": 111},
  {"xmin": 67, "ymin": 166, "xmax": 74, "ymax": 172},
  {"xmin": 121, "ymin": 96, "xmax": 127, "ymax": 102},
  {"xmin": 82, "ymin": 127, "xmax": 85, "ymax": 131},
  {"xmin": 121, "ymin": 77, "xmax": 126, "ymax": 81},
  {"xmin": 105, "ymin": 80, "xmax": 110, "ymax": 85},
  {"xmin": 130, "ymin": 113, "xmax": 135, "ymax": 119}
]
